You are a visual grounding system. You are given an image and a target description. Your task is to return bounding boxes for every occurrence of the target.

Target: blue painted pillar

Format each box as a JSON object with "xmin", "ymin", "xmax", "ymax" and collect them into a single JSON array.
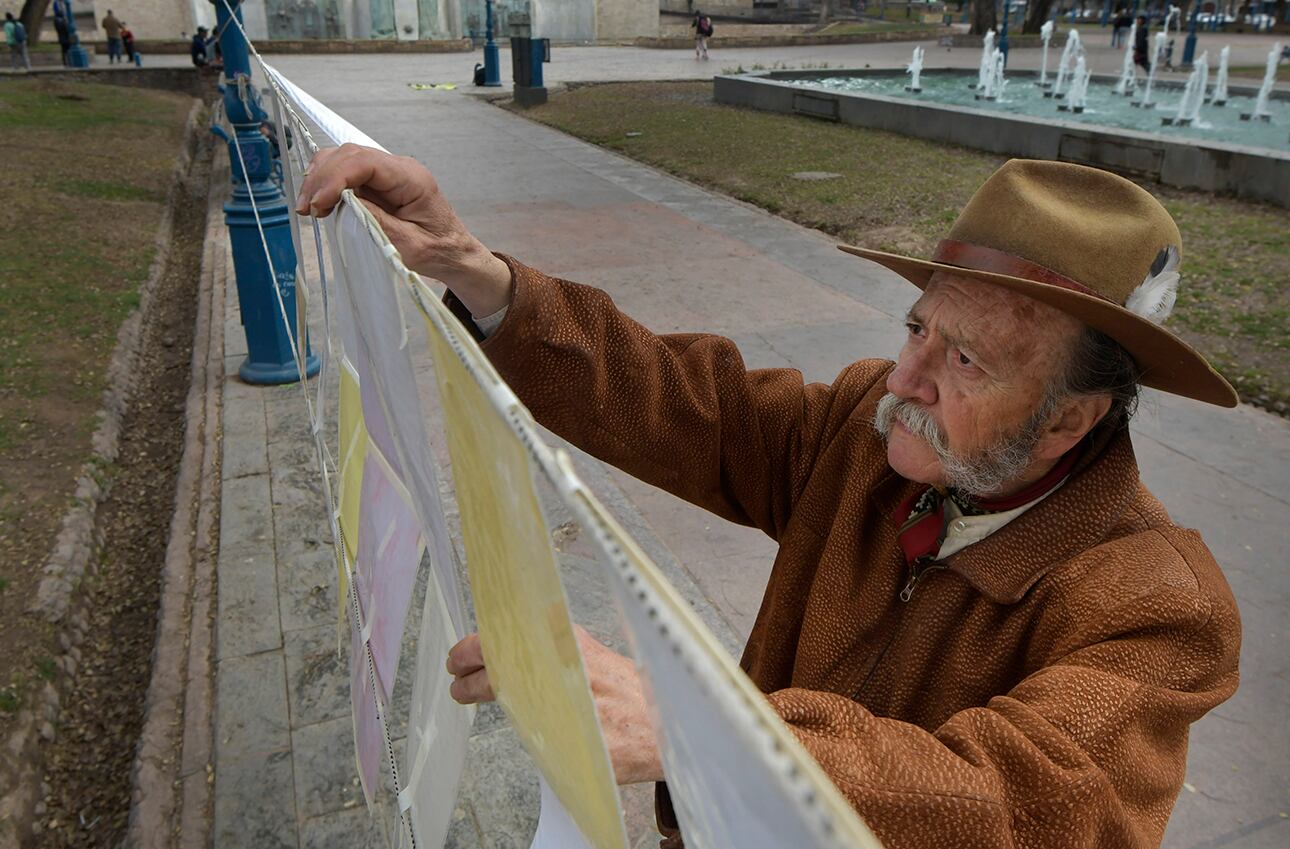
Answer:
[
  {"xmin": 213, "ymin": 0, "xmax": 319, "ymax": 384},
  {"xmin": 999, "ymin": 0, "xmax": 1010, "ymax": 63},
  {"xmin": 483, "ymin": 0, "xmax": 501, "ymax": 86},
  {"xmin": 1182, "ymin": 0, "xmax": 1200, "ymax": 65},
  {"xmin": 57, "ymin": 0, "xmax": 90, "ymax": 68}
]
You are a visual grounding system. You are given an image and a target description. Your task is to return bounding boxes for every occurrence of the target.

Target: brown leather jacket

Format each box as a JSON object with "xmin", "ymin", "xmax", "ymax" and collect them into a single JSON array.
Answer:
[{"xmin": 453, "ymin": 256, "xmax": 1241, "ymax": 849}]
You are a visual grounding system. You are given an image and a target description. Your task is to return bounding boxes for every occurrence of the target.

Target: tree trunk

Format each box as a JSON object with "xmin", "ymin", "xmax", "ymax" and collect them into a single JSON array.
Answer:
[
  {"xmin": 970, "ymin": 0, "xmax": 998, "ymax": 34},
  {"xmin": 1023, "ymin": 0, "xmax": 1057, "ymax": 32},
  {"xmin": 20, "ymin": 0, "xmax": 51, "ymax": 42},
  {"xmin": 818, "ymin": 0, "xmax": 833, "ymax": 25}
]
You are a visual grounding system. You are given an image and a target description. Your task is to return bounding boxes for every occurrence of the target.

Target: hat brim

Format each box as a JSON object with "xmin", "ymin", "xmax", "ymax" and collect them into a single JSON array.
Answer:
[{"xmin": 838, "ymin": 244, "xmax": 1238, "ymax": 408}]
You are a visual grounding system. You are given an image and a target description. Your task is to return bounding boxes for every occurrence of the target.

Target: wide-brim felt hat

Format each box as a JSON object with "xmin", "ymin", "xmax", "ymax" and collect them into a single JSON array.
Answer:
[{"xmin": 839, "ymin": 159, "xmax": 1238, "ymax": 407}]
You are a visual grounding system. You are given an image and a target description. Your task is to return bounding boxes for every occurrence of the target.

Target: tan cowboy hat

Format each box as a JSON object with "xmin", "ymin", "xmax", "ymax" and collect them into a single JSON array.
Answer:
[{"xmin": 838, "ymin": 159, "xmax": 1238, "ymax": 407}]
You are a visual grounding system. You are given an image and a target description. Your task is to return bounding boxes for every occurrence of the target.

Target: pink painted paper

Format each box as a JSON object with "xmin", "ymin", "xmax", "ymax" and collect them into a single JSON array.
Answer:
[{"xmin": 355, "ymin": 454, "xmax": 425, "ymax": 703}]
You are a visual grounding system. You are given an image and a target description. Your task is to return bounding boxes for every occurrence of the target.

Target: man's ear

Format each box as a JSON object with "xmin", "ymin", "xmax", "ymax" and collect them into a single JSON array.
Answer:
[{"xmin": 1036, "ymin": 394, "xmax": 1112, "ymax": 460}]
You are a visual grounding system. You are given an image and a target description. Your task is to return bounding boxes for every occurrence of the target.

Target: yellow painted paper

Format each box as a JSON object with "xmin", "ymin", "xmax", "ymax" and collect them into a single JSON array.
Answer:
[
  {"xmin": 337, "ymin": 358, "xmax": 368, "ymax": 614},
  {"xmin": 422, "ymin": 316, "xmax": 628, "ymax": 849}
]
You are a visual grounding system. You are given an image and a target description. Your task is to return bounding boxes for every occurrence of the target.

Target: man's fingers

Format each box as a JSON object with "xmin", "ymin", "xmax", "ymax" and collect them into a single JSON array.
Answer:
[
  {"xmin": 296, "ymin": 145, "xmax": 439, "ymax": 221},
  {"xmin": 449, "ymin": 668, "xmax": 495, "ymax": 704},
  {"xmin": 295, "ymin": 143, "xmax": 388, "ymax": 218},
  {"xmin": 446, "ymin": 632, "xmax": 485, "ymax": 676}
]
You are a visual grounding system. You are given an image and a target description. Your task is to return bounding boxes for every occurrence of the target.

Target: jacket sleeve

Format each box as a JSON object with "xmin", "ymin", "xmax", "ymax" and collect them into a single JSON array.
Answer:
[
  {"xmin": 454, "ymin": 254, "xmax": 889, "ymax": 539},
  {"xmin": 764, "ymin": 556, "xmax": 1241, "ymax": 849}
]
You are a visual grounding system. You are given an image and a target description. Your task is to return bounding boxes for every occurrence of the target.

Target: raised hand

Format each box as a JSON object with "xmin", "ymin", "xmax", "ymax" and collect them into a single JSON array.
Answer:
[{"xmin": 295, "ymin": 143, "xmax": 512, "ymax": 317}]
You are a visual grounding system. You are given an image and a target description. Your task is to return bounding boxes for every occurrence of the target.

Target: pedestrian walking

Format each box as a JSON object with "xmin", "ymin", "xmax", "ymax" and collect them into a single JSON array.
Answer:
[
  {"xmin": 1133, "ymin": 14, "xmax": 1151, "ymax": 73},
  {"xmin": 54, "ymin": 10, "xmax": 72, "ymax": 65},
  {"xmin": 4, "ymin": 13, "xmax": 30, "ymax": 71},
  {"xmin": 121, "ymin": 22, "xmax": 136, "ymax": 65},
  {"xmin": 692, "ymin": 10, "xmax": 713, "ymax": 60},
  {"xmin": 102, "ymin": 9, "xmax": 123, "ymax": 63}
]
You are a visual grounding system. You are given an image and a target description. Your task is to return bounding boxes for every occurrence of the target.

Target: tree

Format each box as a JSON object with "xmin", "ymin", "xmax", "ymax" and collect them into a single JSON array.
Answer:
[
  {"xmin": 818, "ymin": 0, "xmax": 834, "ymax": 26},
  {"xmin": 20, "ymin": 0, "xmax": 52, "ymax": 42},
  {"xmin": 1023, "ymin": 0, "xmax": 1058, "ymax": 32},
  {"xmin": 971, "ymin": 0, "xmax": 998, "ymax": 33}
]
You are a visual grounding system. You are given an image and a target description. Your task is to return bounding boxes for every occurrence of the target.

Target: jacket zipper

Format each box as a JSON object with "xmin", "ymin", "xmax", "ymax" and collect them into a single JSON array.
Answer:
[
  {"xmin": 899, "ymin": 554, "xmax": 947, "ymax": 602},
  {"xmin": 851, "ymin": 556, "xmax": 946, "ymax": 699}
]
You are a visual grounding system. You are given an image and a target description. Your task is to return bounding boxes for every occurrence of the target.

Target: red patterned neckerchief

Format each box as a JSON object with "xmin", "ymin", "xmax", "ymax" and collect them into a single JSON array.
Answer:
[{"xmin": 891, "ymin": 445, "xmax": 1083, "ymax": 601}]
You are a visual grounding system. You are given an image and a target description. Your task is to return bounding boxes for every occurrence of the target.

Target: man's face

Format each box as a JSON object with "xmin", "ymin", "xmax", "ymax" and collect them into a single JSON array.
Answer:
[{"xmin": 877, "ymin": 273, "xmax": 1082, "ymax": 495}]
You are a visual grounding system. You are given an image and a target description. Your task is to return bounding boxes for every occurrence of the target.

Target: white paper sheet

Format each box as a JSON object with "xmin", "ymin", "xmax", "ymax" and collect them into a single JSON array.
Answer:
[{"xmin": 530, "ymin": 775, "xmax": 596, "ymax": 849}]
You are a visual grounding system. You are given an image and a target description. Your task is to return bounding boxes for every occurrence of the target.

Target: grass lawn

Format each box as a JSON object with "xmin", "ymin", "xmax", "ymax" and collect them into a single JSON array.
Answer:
[
  {"xmin": 0, "ymin": 79, "xmax": 195, "ymax": 722},
  {"xmin": 509, "ymin": 81, "xmax": 1288, "ymax": 413}
]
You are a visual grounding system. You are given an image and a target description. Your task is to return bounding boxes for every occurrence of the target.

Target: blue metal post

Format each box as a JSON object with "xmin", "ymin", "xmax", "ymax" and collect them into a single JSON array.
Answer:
[
  {"xmin": 1101, "ymin": 0, "xmax": 1112, "ymax": 26},
  {"xmin": 57, "ymin": 0, "xmax": 90, "ymax": 68},
  {"xmin": 999, "ymin": 0, "xmax": 1010, "ymax": 64},
  {"xmin": 1182, "ymin": 0, "xmax": 1200, "ymax": 65},
  {"xmin": 482, "ymin": 0, "xmax": 501, "ymax": 87},
  {"xmin": 213, "ymin": 0, "xmax": 319, "ymax": 385}
]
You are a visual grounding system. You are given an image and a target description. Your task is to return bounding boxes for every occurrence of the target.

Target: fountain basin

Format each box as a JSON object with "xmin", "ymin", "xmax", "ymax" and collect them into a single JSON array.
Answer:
[{"xmin": 713, "ymin": 69, "xmax": 1290, "ymax": 208}]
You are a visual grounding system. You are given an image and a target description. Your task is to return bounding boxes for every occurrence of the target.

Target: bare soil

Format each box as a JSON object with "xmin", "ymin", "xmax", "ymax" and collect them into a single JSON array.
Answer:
[
  {"xmin": 32, "ymin": 151, "xmax": 209, "ymax": 848},
  {"xmin": 0, "ymin": 78, "xmax": 209, "ymax": 846}
]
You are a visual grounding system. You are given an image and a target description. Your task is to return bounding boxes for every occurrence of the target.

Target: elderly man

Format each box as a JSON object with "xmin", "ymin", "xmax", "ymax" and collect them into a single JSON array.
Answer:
[{"xmin": 297, "ymin": 150, "xmax": 1240, "ymax": 848}]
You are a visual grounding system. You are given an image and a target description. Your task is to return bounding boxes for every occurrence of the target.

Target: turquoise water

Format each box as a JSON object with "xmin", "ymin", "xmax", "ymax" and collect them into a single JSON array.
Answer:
[{"xmin": 792, "ymin": 73, "xmax": 1289, "ymax": 152}]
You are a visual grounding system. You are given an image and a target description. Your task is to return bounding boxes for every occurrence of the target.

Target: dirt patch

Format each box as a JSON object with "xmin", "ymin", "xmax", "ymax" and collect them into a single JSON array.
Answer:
[{"xmin": 32, "ymin": 152, "xmax": 209, "ymax": 849}]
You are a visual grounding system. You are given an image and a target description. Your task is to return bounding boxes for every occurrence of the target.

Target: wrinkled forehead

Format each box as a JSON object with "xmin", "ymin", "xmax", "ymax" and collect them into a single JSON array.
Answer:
[{"xmin": 915, "ymin": 273, "xmax": 1082, "ymax": 370}]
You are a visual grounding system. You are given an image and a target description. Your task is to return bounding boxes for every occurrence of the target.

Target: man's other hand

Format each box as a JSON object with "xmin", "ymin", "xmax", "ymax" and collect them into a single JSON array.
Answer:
[
  {"xmin": 295, "ymin": 143, "xmax": 512, "ymax": 317},
  {"xmin": 446, "ymin": 627, "xmax": 664, "ymax": 785}
]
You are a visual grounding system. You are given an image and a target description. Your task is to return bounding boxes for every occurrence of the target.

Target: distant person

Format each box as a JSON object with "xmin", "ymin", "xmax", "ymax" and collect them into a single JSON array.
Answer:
[
  {"xmin": 191, "ymin": 26, "xmax": 209, "ymax": 67},
  {"xmin": 54, "ymin": 9, "xmax": 72, "ymax": 65},
  {"xmin": 102, "ymin": 9, "xmax": 123, "ymax": 63},
  {"xmin": 4, "ymin": 12, "xmax": 29, "ymax": 71},
  {"xmin": 692, "ymin": 10, "xmax": 713, "ymax": 61},
  {"xmin": 1133, "ymin": 14, "xmax": 1151, "ymax": 73},
  {"xmin": 121, "ymin": 22, "xmax": 136, "ymax": 65},
  {"xmin": 1111, "ymin": 8, "xmax": 1127, "ymax": 48}
]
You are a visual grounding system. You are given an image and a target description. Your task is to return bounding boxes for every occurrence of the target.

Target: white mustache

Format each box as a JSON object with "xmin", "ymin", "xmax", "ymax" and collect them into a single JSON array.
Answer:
[{"xmin": 874, "ymin": 394, "xmax": 948, "ymax": 454}]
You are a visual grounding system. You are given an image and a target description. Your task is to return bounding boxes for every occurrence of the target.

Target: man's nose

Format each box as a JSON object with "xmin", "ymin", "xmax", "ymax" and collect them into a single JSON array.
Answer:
[{"xmin": 887, "ymin": 343, "xmax": 938, "ymax": 407}]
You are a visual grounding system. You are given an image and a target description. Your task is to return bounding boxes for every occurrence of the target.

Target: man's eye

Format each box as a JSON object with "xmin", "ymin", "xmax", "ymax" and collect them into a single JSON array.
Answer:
[
  {"xmin": 906, "ymin": 322, "xmax": 924, "ymax": 336},
  {"xmin": 957, "ymin": 351, "xmax": 972, "ymax": 366}
]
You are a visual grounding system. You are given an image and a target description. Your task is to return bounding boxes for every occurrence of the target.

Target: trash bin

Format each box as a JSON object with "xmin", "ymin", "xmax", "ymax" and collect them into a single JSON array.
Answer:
[{"xmin": 509, "ymin": 36, "xmax": 549, "ymax": 107}]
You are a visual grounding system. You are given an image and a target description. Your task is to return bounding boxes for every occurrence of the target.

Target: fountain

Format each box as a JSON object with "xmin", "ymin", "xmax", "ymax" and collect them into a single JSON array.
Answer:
[
  {"xmin": 1134, "ymin": 31, "xmax": 1168, "ymax": 108},
  {"xmin": 720, "ymin": 69, "xmax": 1290, "ymax": 205},
  {"xmin": 976, "ymin": 48, "xmax": 1007, "ymax": 101},
  {"xmin": 906, "ymin": 45, "xmax": 925, "ymax": 93},
  {"xmin": 1050, "ymin": 29, "xmax": 1082, "ymax": 100},
  {"xmin": 977, "ymin": 30, "xmax": 996, "ymax": 91},
  {"xmin": 1241, "ymin": 42, "xmax": 1281, "ymax": 122},
  {"xmin": 1166, "ymin": 51, "xmax": 1208, "ymax": 126},
  {"xmin": 1210, "ymin": 45, "xmax": 1230, "ymax": 106},
  {"xmin": 1114, "ymin": 20, "xmax": 1138, "ymax": 96},
  {"xmin": 1060, "ymin": 56, "xmax": 1093, "ymax": 113},
  {"xmin": 1038, "ymin": 20, "xmax": 1055, "ymax": 88}
]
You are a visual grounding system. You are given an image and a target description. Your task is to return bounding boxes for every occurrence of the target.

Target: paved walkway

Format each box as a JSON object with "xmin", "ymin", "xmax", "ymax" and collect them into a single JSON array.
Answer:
[{"xmin": 210, "ymin": 43, "xmax": 1289, "ymax": 849}]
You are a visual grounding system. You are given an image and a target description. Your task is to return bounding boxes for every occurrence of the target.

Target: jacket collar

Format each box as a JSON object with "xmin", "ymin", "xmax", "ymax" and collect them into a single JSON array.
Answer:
[{"xmin": 873, "ymin": 427, "xmax": 1141, "ymax": 605}]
